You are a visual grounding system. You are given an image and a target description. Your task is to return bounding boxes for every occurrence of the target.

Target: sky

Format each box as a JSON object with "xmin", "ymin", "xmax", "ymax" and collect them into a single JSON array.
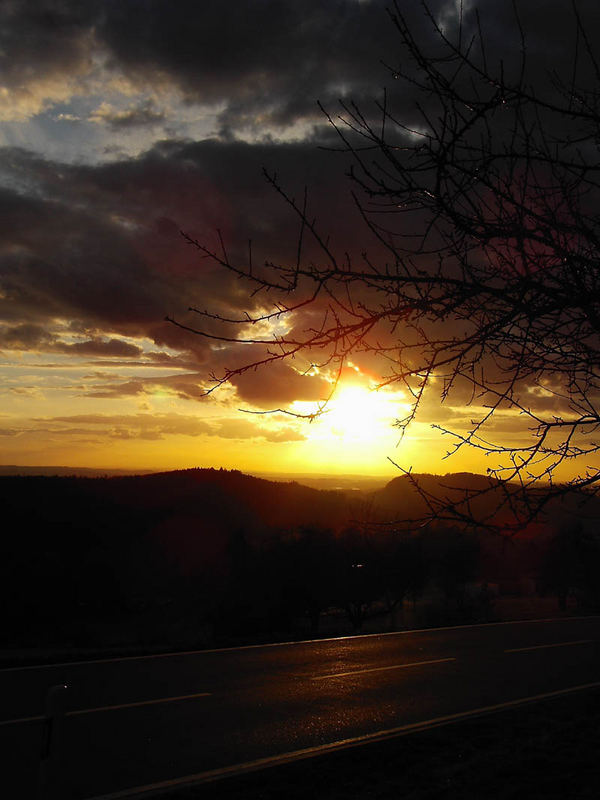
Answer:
[{"xmin": 1, "ymin": 0, "xmax": 599, "ymax": 478}]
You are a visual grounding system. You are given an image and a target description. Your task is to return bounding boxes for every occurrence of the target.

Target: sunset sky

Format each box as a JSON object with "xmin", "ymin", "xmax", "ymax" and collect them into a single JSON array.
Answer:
[{"xmin": 2, "ymin": 0, "xmax": 598, "ymax": 478}]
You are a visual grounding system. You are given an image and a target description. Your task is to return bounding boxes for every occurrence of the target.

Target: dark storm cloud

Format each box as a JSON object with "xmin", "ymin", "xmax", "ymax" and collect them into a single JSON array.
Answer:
[
  {"xmin": 96, "ymin": 0, "xmax": 600, "ymax": 133},
  {"xmin": 4, "ymin": 1, "xmax": 600, "ymax": 130},
  {"xmin": 0, "ymin": 145, "xmax": 246, "ymax": 361},
  {"xmin": 0, "ymin": 178, "xmax": 181, "ymax": 331},
  {"xmin": 0, "ymin": 1, "xmax": 97, "ymax": 118},
  {"xmin": 2, "ymin": 1, "xmax": 402, "ymax": 126},
  {"xmin": 96, "ymin": 0, "xmax": 403, "ymax": 132},
  {"xmin": 0, "ymin": 136, "xmax": 367, "ymax": 361}
]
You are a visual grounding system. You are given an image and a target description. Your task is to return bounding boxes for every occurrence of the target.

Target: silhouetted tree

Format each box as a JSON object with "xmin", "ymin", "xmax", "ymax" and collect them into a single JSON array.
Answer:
[
  {"xmin": 257, "ymin": 526, "xmax": 337, "ymax": 636},
  {"xmin": 334, "ymin": 527, "xmax": 380, "ymax": 631},
  {"xmin": 372, "ymin": 531, "xmax": 427, "ymax": 628},
  {"xmin": 291, "ymin": 526, "xmax": 337, "ymax": 634},
  {"xmin": 172, "ymin": 2, "xmax": 600, "ymax": 530},
  {"xmin": 541, "ymin": 520, "xmax": 600, "ymax": 610},
  {"xmin": 432, "ymin": 529, "xmax": 480, "ymax": 609}
]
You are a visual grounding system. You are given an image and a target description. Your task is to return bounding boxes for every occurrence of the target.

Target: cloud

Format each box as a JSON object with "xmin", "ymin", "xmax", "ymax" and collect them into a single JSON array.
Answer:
[
  {"xmin": 230, "ymin": 361, "xmax": 329, "ymax": 407},
  {"xmin": 89, "ymin": 100, "xmax": 166, "ymax": 129},
  {"xmin": 55, "ymin": 338, "xmax": 143, "ymax": 357},
  {"xmin": 3, "ymin": 0, "xmax": 600, "ymax": 428},
  {"xmin": 4, "ymin": 132, "xmax": 581, "ymax": 419},
  {"xmin": 83, "ymin": 372, "xmax": 207, "ymax": 401},
  {"xmin": 13, "ymin": 411, "xmax": 306, "ymax": 444},
  {"xmin": 8, "ymin": 386, "xmax": 43, "ymax": 398},
  {"xmin": 47, "ymin": 412, "xmax": 213, "ymax": 439},
  {"xmin": 0, "ymin": 323, "xmax": 53, "ymax": 349},
  {"xmin": 95, "ymin": 0, "xmax": 402, "ymax": 134},
  {"xmin": 55, "ymin": 113, "xmax": 81, "ymax": 123},
  {"xmin": 0, "ymin": 2, "xmax": 98, "ymax": 121},
  {"xmin": 2, "ymin": 1, "xmax": 597, "ymax": 136},
  {"xmin": 0, "ymin": 136, "xmax": 370, "ymax": 407},
  {"xmin": 0, "ymin": 324, "xmax": 143, "ymax": 358},
  {"xmin": 0, "ymin": 1, "xmax": 395, "ymax": 129},
  {"xmin": 213, "ymin": 417, "xmax": 305, "ymax": 442}
]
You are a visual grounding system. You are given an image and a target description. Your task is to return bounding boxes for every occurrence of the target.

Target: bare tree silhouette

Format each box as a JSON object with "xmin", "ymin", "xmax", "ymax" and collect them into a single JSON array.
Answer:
[{"xmin": 169, "ymin": 2, "xmax": 600, "ymax": 530}]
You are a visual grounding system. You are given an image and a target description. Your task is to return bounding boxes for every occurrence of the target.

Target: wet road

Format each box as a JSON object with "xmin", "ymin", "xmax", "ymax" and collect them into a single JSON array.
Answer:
[{"xmin": 3, "ymin": 616, "xmax": 600, "ymax": 799}]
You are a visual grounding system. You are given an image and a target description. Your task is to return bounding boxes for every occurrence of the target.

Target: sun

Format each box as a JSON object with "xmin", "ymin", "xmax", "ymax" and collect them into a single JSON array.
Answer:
[
  {"xmin": 283, "ymin": 380, "xmax": 419, "ymax": 473},
  {"xmin": 260, "ymin": 381, "xmax": 427, "ymax": 474},
  {"xmin": 326, "ymin": 385, "xmax": 395, "ymax": 440},
  {"xmin": 293, "ymin": 383, "xmax": 408, "ymax": 445}
]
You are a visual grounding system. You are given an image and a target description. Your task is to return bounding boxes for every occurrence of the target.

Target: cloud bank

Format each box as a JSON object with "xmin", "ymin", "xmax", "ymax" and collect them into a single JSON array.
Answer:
[{"xmin": 2, "ymin": 0, "xmax": 599, "ymax": 468}]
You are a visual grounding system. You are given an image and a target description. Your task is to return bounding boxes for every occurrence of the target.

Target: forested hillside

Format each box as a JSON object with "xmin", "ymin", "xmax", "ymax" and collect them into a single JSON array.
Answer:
[{"xmin": 2, "ymin": 469, "xmax": 599, "ymax": 656}]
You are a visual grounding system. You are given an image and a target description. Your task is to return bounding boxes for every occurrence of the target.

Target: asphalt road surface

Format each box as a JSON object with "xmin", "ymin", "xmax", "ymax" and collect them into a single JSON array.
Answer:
[{"xmin": 3, "ymin": 616, "xmax": 600, "ymax": 799}]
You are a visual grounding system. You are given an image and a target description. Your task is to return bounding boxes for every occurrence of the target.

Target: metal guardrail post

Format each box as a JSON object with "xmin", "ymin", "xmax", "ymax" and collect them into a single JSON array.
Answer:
[{"xmin": 38, "ymin": 683, "xmax": 69, "ymax": 800}]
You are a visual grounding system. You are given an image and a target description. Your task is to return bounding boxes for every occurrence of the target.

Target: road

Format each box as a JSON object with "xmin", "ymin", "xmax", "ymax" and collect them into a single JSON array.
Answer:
[{"xmin": 3, "ymin": 616, "xmax": 600, "ymax": 799}]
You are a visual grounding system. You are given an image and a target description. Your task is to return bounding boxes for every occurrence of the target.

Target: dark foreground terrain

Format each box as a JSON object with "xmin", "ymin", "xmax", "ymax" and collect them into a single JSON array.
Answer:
[
  {"xmin": 7, "ymin": 618, "xmax": 598, "ymax": 799},
  {"xmin": 176, "ymin": 688, "xmax": 600, "ymax": 800}
]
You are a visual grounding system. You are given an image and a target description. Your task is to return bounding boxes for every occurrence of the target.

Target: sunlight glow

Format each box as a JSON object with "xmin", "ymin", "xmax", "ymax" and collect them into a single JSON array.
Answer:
[
  {"xmin": 280, "ymin": 383, "xmax": 423, "ymax": 474},
  {"xmin": 294, "ymin": 383, "xmax": 410, "ymax": 444},
  {"xmin": 324, "ymin": 385, "xmax": 400, "ymax": 441}
]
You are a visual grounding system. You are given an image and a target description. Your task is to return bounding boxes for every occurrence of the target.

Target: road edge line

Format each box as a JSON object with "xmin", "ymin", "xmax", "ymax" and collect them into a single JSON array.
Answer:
[
  {"xmin": 4, "ymin": 614, "xmax": 600, "ymax": 673},
  {"xmin": 84, "ymin": 680, "xmax": 600, "ymax": 800}
]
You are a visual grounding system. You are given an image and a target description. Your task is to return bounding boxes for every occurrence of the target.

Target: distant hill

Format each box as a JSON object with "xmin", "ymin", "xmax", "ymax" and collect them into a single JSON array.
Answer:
[
  {"xmin": 0, "ymin": 465, "xmax": 390, "ymax": 491},
  {"xmin": 103, "ymin": 467, "xmax": 357, "ymax": 534},
  {"xmin": 2, "ymin": 466, "xmax": 595, "ymax": 531},
  {"xmin": 254, "ymin": 472, "xmax": 392, "ymax": 492},
  {"xmin": 0, "ymin": 465, "xmax": 156, "ymax": 477},
  {"xmin": 0, "ymin": 468, "xmax": 360, "ymax": 564},
  {"xmin": 370, "ymin": 471, "xmax": 600, "ymax": 533},
  {"xmin": 2, "ymin": 467, "xmax": 598, "ymax": 548},
  {"xmin": 372, "ymin": 472, "xmax": 512, "ymax": 526}
]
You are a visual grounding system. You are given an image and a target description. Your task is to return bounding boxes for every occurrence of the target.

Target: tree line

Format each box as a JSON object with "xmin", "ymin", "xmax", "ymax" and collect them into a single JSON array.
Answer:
[{"xmin": 3, "ymin": 473, "xmax": 600, "ymax": 653}]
